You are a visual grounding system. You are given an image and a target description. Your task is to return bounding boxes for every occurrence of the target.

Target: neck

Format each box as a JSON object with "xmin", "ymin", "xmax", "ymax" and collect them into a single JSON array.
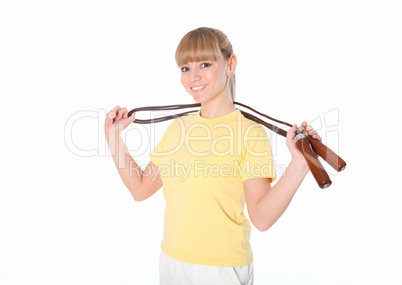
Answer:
[{"xmin": 199, "ymin": 95, "xmax": 235, "ymax": 118}]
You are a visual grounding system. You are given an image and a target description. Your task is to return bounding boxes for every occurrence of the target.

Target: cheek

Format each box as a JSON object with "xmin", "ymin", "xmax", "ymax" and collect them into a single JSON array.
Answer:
[
  {"xmin": 181, "ymin": 74, "xmax": 189, "ymax": 87},
  {"xmin": 213, "ymin": 67, "xmax": 226, "ymax": 83},
  {"xmin": 221, "ymin": 65, "xmax": 229, "ymax": 79},
  {"xmin": 203, "ymin": 70, "xmax": 215, "ymax": 83}
]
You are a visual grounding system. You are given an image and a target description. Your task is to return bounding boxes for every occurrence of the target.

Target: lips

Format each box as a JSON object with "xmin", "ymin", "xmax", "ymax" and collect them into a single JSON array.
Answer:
[{"xmin": 190, "ymin": 84, "xmax": 208, "ymax": 92}]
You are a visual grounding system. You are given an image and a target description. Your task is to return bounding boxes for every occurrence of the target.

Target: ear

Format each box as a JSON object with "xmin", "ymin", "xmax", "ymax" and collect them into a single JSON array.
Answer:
[{"xmin": 227, "ymin": 54, "xmax": 237, "ymax": 76}]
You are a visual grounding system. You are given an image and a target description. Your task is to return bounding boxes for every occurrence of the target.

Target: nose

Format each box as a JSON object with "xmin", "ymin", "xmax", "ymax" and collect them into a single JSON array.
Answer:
[{"xmin": 189, "ymin": 68, "xmax": 202, "ymax": 82}]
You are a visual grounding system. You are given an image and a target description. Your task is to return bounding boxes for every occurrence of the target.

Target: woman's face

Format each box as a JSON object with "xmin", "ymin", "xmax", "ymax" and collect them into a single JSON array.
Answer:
[{"xmin": 179, "ymin": 55, "xmax": 230, "ymax": 103}]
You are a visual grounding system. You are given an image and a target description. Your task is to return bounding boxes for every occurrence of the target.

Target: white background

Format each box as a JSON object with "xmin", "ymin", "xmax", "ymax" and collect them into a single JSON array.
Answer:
[{"xmin": 1, "ymin": 0, "xmax": 401, "ymax": 284}]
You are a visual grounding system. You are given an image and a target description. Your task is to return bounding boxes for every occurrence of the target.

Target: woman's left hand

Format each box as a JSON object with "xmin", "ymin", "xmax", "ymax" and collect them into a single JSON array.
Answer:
[{"xmin": 286, "ymin": 121, "xmax": 322, "ymax": 163}]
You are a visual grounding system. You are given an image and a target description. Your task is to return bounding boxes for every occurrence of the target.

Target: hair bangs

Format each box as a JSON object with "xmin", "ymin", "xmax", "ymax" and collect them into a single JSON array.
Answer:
[{"xmin": 175, "ymin": 29, "xmax": 222, "ymax": 66}]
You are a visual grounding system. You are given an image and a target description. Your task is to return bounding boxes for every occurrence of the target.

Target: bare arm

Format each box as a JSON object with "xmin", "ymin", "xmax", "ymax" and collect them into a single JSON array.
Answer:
[
  {"xmin": 244, "ymin": 158, "xmax": 308, "ymax": 231},
  {"xmin": 244, "ymin": 122, "xmax": 320, "ymax": 231},
  {"xmin": 105, "ymin": 106, "xmax": 162, "ymax": 202}
]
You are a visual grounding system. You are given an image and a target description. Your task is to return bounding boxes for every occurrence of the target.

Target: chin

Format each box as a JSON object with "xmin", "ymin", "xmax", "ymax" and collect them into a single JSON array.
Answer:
[{"xmin": 190, "ymin": 94, "xmax": 209, "ymax": 104}]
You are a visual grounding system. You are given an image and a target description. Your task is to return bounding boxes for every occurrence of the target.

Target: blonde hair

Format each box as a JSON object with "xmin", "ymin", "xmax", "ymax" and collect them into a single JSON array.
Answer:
[{"xmin": 175, "ymin": 27, "xmax": 236, "ymax": 101}]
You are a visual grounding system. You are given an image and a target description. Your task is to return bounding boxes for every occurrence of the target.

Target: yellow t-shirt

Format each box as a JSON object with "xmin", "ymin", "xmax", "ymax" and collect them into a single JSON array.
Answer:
[{"xmin": 149, "ymin": 108, "xmax": 276, "ymax": 267}]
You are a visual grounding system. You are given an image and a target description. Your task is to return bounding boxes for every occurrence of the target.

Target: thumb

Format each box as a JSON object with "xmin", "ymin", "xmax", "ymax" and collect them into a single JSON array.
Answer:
[
  {"xmin": 123, "ymin": 112, "xmax": 136, "ymax": 128},
  {"xmin": 128, "ymin": 112, "xmax": 136, "ymax": 122},
  {"xmin": 286, "ymin": 124, "xmax": 297, "ymax": 141}
]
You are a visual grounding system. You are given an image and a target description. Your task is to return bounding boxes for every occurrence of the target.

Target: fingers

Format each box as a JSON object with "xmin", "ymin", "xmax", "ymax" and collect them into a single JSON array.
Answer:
[
  {"xmin": 106, "ymin": 106, "xmax": 130, "ymax": 123},
  {"xmin": 305, "ymin": 124, "xmax": 322, "ymax": 141},
  {"xmin": 109, "ymin": 105, "xmax": 121, "ymax": 118},
  {"xmin": 292, "ymin": 122, "xmax": 321, "ymax": 140},
  {"xmin": 116, "ymin": 107, "xmax": 128, "ymax": 121},
  {"xmin": 110, "ymin": 107, "xmax": 127, "ymax": 122},
  {"xmin": 105, "ymin": 105, "xmax": 136, "ymax": 133},
  {"xmin": 306, "ymin": 125, "xmax": 315, "ymax": 136},
  {"xmin": 121, "ymin": 111, "xmax": 136, "ymax": 128},
  {"xmin": 106, "ymin": 106, "xmax": 120, "ymax": 124},
  {"xmin": 311, "ymin": 133, "xmax": 322, "ymax": 141}
]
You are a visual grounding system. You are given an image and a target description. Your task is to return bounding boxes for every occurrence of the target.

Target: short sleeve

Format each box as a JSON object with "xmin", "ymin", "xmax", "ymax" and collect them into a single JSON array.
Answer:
[
  {"xmin": 149, "ymin": 120, "xmax": 175, "ymax": 167},
  {"xmin": 239, "ymin": 124, "xmax": 277, "ymax": 182}
]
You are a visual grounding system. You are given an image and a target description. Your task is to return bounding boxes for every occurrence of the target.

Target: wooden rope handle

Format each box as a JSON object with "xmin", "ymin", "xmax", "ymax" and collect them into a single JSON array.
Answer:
[
  {"xmin": 307, "ymin": 136, "xmax": 347, "ymax": 172},
  {"xmin": 295, "ymin": 134, "xmax": 332, "ymax": 189}
]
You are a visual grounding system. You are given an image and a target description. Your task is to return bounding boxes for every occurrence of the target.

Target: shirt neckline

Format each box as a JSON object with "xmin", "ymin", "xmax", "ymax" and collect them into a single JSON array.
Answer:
[{"xmin": 195, "ymin": 108, "xmax": 240, "ymax": 124}]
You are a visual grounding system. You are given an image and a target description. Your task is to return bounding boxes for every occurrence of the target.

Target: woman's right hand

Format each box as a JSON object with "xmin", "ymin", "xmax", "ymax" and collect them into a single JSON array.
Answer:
[{"xmin": 104, "ymin": 106, "xmax": 136, "ymax": 140}]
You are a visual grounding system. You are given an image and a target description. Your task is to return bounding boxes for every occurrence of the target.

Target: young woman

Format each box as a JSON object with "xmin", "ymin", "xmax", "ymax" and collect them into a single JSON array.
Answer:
[{"xmin": 104, "ymin": 27, "xmax": 321, "ymax": 285}]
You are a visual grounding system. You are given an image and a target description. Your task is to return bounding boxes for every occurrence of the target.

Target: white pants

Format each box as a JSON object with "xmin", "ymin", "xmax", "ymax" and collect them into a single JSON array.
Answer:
[{"xmin": 159, "ymin": 250, "xmax": 254, "ymax": 285}]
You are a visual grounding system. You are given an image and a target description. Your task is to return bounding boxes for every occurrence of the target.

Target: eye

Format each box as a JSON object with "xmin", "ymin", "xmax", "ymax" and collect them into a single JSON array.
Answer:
[
  {"xmin": 180, "ymin": 66, "xmax": 189, "ymax": 72},
  {"xmin": 201, "ymin": 62, "xmax": 211, "ymax": 68}
]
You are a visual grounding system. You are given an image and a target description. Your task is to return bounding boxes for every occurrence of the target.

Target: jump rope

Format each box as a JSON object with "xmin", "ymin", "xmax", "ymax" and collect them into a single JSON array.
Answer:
[{"xmin": 128, "ymin": 101, "xmax": 346, "ymax": 189}]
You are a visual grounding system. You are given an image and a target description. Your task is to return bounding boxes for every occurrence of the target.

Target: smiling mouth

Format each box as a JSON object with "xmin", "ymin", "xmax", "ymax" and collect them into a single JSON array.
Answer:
[{"xmin": 191, "ymin": 85, "xmax": 208, "ymax": 92}]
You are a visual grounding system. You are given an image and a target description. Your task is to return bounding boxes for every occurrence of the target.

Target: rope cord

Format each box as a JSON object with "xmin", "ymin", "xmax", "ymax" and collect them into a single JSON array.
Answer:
[{"xmin": 127, "ymin": 101, "xmax": 292, "ymax": 137}]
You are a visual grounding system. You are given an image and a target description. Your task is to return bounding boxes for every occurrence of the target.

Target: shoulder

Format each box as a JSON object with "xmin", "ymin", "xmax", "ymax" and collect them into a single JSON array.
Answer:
[{"xmin": 238, "ymin": 112, "xmax": 268, "ymax": 137}]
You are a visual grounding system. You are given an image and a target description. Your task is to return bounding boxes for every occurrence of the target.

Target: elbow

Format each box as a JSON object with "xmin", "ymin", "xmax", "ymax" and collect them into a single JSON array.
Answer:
[
  {"xmin": 253, "ymin": 220, "xmax": 273, "ymax": 232},
  {"xmin": 256, "ymin": 224, "xmax": 271, "ymax": 232},
  {"xmin": 132, "ymin": 192, "xmax": 146, "ymax": 202},
  {"xmin": 129, "ymin": 188, "xmax": 144, "ymax": 202},
  {"xmin": 250, "ymin": 214, "xmax": 271, "ymax": 232},
  {"xmin": 132, "ymin": 195, "xmax": 143, "ymax": 202},
  {"xmin": 250, "ymin": 210, "xmax": 279, "ymax": 232}
]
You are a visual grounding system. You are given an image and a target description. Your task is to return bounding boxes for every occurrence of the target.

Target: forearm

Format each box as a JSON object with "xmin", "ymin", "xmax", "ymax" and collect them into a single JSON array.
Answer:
[
  {"xmin": 107, "ymin": 131, "xmax": 143, "ymax": 200},
  {"xmin": 256, "ymin": 158, "xmax": 309, "ymax": 231}
]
